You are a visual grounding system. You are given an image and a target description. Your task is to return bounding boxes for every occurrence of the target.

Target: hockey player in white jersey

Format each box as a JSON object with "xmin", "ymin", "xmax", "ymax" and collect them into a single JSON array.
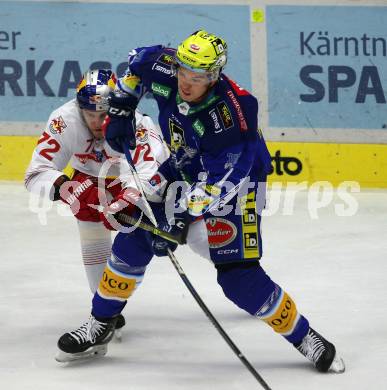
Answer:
[{"xmin": 25, "ymin": 69, "xmax": 169, "ymax": 335}]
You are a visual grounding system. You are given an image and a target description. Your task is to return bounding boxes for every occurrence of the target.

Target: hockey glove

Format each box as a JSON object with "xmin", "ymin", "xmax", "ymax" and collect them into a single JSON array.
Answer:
[
  {"xmin": 103, "ymin": 92, "xmax": 139, "ymax": 153},
  {"xmin": 99, "ymin": 187, "xmax": 141, "ymax": 231},
  {"xmin": 59, "ymin": 172, "xmax": 101, "ymax": 222},
  {"xmin": 152, "ymin": 211, "xmax": 190, "ymax": 257}
]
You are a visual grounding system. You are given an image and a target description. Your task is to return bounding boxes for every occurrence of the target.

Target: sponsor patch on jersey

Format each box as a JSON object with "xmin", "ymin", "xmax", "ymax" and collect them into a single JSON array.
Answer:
[
  {"xmin": 206, "ymin": 218, "xmax": 237, "ymax": 248},
  {"xmin": 226, "ymin": 90, "xmax": 248, "ymax": 131},
  {"xmin": 241, "ymin": 192, "xmax": 260, "ymax": 258},
  {"xmin": 152, "ymin": 63, "xmax": 173, "ymax": 76},
  {"xmin": 157, "ymin": 53, "xmax": 175, "ymax": 65},
  {"xmin": 216, "ymin": 101, "xmax": 234, "ymax": 129},
  {"xmin": 216, "ymin": 248, "xmax": 239, "ymax": 255},
  {"xmin": 244, "ymin": 232, "xmax": 258, "ymax": 249},
  {"xmin": 243, "ymin": 206, "xmax": 257, "ymax": 225},
  {"xmin": 135, "ymin": 126, "xmax": 149, "ymax": 142},
  {"xmin": 177, "ymin": 101, "xmax": 190, "ymax": 116},
  {"xmin": 151, "ymin": 82, "xmax": 171, "ymax": 98},
  {"xmin": 209, "ymin": 109, "xmax": 222, "ymax": 133},
  {"xmin": 192, "ymin": 119, "xmax": 205, "ymax": 137},
  {"xmin": 49, "ymin": 116, "xmax": 67, "ymax": 135}
]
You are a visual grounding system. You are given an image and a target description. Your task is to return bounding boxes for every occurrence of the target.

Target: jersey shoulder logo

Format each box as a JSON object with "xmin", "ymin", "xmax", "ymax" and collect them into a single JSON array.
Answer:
[
  {"xmin": 135, "ymin": 126, "xmax": 149, "ymax": 143},
  {"xmin": 49, "ymin": 116, "xmax": 67, "ymax": 135},
  {"xmin": 157, "ymin": 53, "xmax": 175, "ymax": 66}
]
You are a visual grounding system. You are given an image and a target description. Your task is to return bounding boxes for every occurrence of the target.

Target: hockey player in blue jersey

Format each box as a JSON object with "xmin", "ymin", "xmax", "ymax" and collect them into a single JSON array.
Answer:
[{"xmin": 56, "ymin": 30, "xmax": 345, "ymax": 373}]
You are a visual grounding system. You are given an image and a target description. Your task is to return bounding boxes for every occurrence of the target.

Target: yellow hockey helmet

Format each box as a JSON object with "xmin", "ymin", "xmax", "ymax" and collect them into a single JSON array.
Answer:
[{"xmin": 175, "ymin": 30, "xmax": 227, "ymax": 79}]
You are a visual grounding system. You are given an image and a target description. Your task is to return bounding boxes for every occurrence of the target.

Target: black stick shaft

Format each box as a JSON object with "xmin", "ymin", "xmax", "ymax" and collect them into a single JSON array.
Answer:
[{"xmin": 167, "ymin": 249, "xmax": 272, "ymax": 390}]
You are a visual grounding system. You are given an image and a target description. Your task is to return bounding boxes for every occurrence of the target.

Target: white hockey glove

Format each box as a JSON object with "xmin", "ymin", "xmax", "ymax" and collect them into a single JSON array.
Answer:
[{"xmin": 185, "ymin": 183, "xmax": 221, "ymax": 217}]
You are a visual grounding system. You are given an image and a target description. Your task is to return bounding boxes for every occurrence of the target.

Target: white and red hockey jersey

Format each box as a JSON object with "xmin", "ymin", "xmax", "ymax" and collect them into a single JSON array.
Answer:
[{"xmin": 25, "ymin": 99, "xmax": 169, "ymax": 200}]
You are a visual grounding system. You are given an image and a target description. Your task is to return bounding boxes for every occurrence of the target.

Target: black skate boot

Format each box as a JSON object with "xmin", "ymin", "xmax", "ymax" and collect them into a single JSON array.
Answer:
[
  {"xmin": 294, "ymin": 327, "xmax": 345, "ymax": 373},
  {"xmin": 55, "ymin": 314, "xmax": 117, "ymax": 362},
  {"xmin": 114, "ymin": 314, "xmax": 126, "ymax": 341}
]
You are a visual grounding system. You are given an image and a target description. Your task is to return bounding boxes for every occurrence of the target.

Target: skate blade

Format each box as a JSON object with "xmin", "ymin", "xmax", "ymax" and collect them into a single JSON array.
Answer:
[
  {"xmin": 55, "ymin": 344, "xmax": 108, "ymax": 363},
  {"xmin": 329, "ymin": 354, "xmax": 345, "ymax": 373}
]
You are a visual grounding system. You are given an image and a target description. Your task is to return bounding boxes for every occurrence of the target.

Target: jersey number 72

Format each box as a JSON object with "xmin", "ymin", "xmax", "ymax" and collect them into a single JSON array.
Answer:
[{"xmin": 37, "ymin": 132, "xmax": 61, "ymax": 161}]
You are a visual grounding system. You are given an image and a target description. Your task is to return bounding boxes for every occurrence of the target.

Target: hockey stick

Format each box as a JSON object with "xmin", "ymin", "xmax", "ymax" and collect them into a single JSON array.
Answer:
[
  {"xmin": 167, "ymin": 248, "xmax": 272, "ymax": 390},
  {"xmin": 121, "ymin": 139, "xmax": 157, "ymax": 226},
  {"xmin": 115, "ymin": 211, "xmax": 187, "ymax": 244}
]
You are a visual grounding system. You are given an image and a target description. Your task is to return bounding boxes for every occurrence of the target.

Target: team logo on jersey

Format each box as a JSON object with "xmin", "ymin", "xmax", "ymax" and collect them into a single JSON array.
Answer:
[
  {"xmin": 169, "ymin": 119, "xmax": 186, "ymax": 152},
  {"xmin": 216, "ymin": 101, "xmax": 233, "ymax": 129},
  {"xmin": 74, "ymin": 149, "xmax": 111, "ymax": 164},
  {"xmin": 135, "ymin": 126, "xmax": 149, "ymax": 142},
  {"xmin": 224, "ymin": 152, "xmax": 241, "ymax": 170},
  {"xmin": 49, "ymin": 116, "xmax": 67, "ymax": 135},
  {"xmin": 157, "ymin": 53, "xmax": 175, "ymax": 65},
  {"xmin": 206, "ymin": 218, "xmax": 237, "ymax": 248}
]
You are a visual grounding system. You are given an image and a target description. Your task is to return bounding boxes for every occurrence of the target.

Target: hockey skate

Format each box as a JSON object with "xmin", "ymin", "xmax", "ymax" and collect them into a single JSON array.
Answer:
[
  {"xmin": 55, "ymin": 314, "xmax": 117, "ymax": 363},
  {"xmin": 294, "ymin": 327, "xmax": 345, "ymax": 373}
]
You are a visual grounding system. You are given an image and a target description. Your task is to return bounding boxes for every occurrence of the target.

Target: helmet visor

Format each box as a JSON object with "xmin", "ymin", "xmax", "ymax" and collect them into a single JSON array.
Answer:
[{"xmin": 173, "ymin": 60, "xmax": 218, "ymax": 83}]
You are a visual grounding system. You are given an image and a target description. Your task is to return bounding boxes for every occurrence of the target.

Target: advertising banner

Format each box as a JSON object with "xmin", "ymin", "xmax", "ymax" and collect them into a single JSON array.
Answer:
[
  {"xmin": 266, "ymin": 5, "xmax": 386, "ymax": 129},
  {"xmin": 0, "ymin": 1, "xmax": 250, "ymax": 124}
]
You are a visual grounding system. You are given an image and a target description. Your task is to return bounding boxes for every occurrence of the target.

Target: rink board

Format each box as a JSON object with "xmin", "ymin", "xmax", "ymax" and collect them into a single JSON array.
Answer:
[{"xmin": 1, "ymin": 135, "xmax": 386, "ymax": 188}]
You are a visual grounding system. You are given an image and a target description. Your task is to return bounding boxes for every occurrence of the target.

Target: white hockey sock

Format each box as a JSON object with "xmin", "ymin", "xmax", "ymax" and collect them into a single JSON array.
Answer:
[{"xmin": 78, "ymin": 220, "xmax": 113, "ymax": 293}]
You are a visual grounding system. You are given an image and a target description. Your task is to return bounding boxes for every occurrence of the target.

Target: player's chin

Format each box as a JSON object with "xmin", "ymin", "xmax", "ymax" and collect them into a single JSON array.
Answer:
[
  {"xmin": 91, "ymin": 129, "xmax": 104, "ymax": 139},
  {"xmin": 180, "ymin": 92, "xmax": 194, "ymax": 102},
  {"xmin": 178, "ymin": 88, "xmax": 191, "ymax": 101}
]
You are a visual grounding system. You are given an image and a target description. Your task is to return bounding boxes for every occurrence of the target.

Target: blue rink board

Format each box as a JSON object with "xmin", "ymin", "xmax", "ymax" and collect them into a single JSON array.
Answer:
[
  {"xmin": 0, "ymin": 2, "xmax": 250, "ymax": 123},
  {"xmin": 266, "ymin": 5, "xmax": 387, "ymax": 130}
]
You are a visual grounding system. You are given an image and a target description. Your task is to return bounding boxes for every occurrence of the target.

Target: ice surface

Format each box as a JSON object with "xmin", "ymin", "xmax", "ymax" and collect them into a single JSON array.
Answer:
[{"xmin": 1, "ymin": 182, "xmax": 386, "ymax": 390}]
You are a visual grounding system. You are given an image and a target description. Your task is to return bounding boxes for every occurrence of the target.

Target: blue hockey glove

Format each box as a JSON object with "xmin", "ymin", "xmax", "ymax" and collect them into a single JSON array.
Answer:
[
  {"xmin": 152, "ymin": 211, "xmax": 190, "ymax": 257},
  {"xmin": 152, "ymin": 235, "xmax": 178, "ymax": 257},
  {"xmin": 103, "ymin": 92, "xmax": 139, "ymax": 153}
]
